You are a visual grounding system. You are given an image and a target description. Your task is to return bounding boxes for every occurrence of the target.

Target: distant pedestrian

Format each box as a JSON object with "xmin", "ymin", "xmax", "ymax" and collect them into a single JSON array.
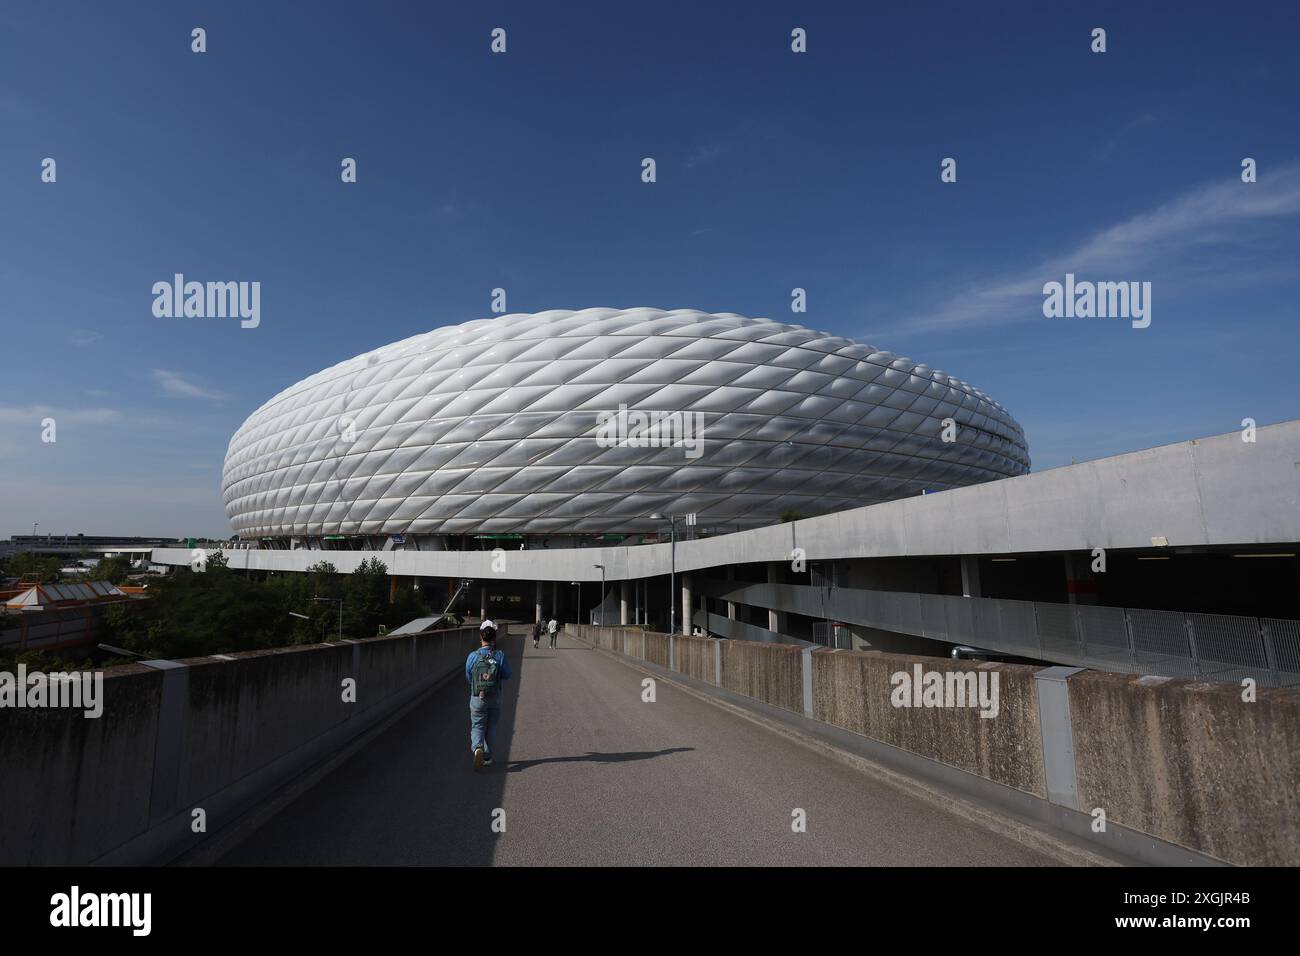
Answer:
[
  {"xmin": 531, "ymin": 618, "xmax": 543, "ymax": 649},
  {"xmin": 547, "ymin": 617, "xmax": 559, "ymax": 649},
  {"xmin": 466, "ymin": 625, "xmax": 511, "ymax": 770}
]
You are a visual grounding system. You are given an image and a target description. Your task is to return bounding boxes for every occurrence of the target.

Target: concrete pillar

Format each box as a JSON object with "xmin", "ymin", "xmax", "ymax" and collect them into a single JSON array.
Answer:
[
  {"xmin": 960, "ymin": 556, "xmax": 982, "ymax": 598},
  {"xmin": 535, "ymin": 581, "xmax": 543, "ymax": 623},
  {"xmin": 681, "ymin": 572, "xmax": 693, "ymax": 636},
  {"xmin": 551, "ymin": 581, "xmax": 557, "ymax": 621},
  {"xmin": 1064, "ymin": 553, "xmax": 1099, "ymax": 606},
  {"xmin": 620, "ymin": 579, "xmax": 630, "ymax": 625},
  {"xmin": 389, "ymin": 575, "xmax": 398, "ymax": 604},
  {"xmin": 480, "ymin": 585, "xmax": 487, "ymax": 620},
  {"xmin": 766, "ymin": 564, "xmax": 787, "ymax": 634},
  {"xmin": 726, "ymin": 564, "xmax": 736, "ymax": 620}
]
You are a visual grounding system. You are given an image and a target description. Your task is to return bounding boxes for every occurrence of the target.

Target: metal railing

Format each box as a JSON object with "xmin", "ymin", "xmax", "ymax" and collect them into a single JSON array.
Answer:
[{"xmin": 700, "ymin": 580, "xmax": 1300, "ymax": 688}]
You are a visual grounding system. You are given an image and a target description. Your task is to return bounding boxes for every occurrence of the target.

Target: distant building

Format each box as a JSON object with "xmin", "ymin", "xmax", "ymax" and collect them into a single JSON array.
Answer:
[{"xmin": 1, "ymin": 581, "xmax": 147, "ymax": 654}]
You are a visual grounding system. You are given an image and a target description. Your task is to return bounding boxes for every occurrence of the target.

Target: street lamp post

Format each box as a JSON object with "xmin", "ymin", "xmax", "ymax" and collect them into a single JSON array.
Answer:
[
  {"xmin": 593, "ymin": 563, "xmax": 605, "ymax": 625},
  {"xmin": 649, "ymin": 513, "xmax": 678, "ymax": 634},
  {"xmin": 312, "ymin": 597, "xmax": 343, "ymax": 640},
  {"xmin": 289, "ymin": 610, "xmax": 327, "ymax": 643}
]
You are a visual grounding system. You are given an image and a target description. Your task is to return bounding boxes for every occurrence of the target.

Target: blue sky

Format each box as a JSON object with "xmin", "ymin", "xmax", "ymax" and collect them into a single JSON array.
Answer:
[{"xmin": 2, "ymin": 0, "xmax": 1298, "ymax": 538}]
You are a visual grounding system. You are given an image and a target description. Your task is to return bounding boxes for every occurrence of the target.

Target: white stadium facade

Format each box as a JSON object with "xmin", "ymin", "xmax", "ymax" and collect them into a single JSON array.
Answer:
[{"xmin": 221, "ymin": 308, "xmax": 1030, "ymax": 545}]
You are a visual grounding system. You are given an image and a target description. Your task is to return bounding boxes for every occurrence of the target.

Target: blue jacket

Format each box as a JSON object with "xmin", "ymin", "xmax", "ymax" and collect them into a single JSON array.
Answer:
[{"xmin": 465, "ymin": 647, "xmax": 512, "ymax": 692}]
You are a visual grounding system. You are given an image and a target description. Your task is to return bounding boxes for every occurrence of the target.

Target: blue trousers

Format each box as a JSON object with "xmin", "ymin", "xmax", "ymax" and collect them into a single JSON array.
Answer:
[{"xmin": 469, "ymin": 695, "xmax": 501, "ymax": 755}]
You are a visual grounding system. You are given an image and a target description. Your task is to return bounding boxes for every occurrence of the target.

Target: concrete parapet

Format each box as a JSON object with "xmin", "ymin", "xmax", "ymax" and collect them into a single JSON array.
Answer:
[
  {"xmin": 1068, "ymin": 671, "xmax": 1300, "ymax": 867},
  {"xmin": 573, "ymin": 624, "xmax": 1300, "ymax": 864},
  {"xmin": 0, "ymin": 626, "xmax": 482, "ymax": 865},
  {"xmin": 720, "ymin": 640, "xmax": 804, "ymax": 715},
  {"xmin": 812, "ymin": 649, "xmax": 1046, "ymax": 796},
  {"xmin": 672, "ymin": 635, "xmax": 715, "ymax": 683},
  {"xmin": 642, "ymin": 631, "xmax": 671, "ymax": 667}
]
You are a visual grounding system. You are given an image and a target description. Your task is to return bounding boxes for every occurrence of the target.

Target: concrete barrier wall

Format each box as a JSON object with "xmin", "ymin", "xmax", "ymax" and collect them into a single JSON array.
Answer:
[
  {"xmin": 643, "ymin": 631, "xmax": 671, "ymax": 667},
  {"xmin": 0, "ymin": 663, "xmax": 165, "ymax": 866},
  {"xmin": 812, "ymin": 649, "xmax": 1046, "ymax": 796},
  {"xmin": 574, "ymin": 624, "xmax": 1300, "ymax": 865},
  {"xmin": 674, "ymin": 635, "xmax": 715, "ymax": 683},
  {"xmin": 1068, "ymin": 672, "xmax": 1300, "ymax": 867},
  {"xmin": 0, "ymin": 626, "xmax": 481, "ymax": 866},
  {"xmin": 721, "ymin": 640, "xmax": 804, "ymax": 715}
]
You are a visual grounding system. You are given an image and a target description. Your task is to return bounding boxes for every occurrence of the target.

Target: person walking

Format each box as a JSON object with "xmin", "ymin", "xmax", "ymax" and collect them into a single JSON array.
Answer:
[
  {"xmin": 466, "ymin": 621, "xmax": 511, "ymax": 770},
  {"xmin": 547, "ymin": 616, "xmax": 559, "ymax": 649},
  {"xmin": 531, "ymin": 618, "xmax": 543, "ymax": 649}
]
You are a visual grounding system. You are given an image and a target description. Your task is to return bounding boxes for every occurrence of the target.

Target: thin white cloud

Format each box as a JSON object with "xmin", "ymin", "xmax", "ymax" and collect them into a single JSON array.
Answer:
[
  {"xmin": 67, "ymin": 328, "xmax": 104, "ymax": 348},
  {"xmin": 0, "ymin": 405, "xmax": 121, "ymax": 425},
  {"xmin": 152, "ymin": 369, "xmax": 226, "ymax": 401},
  {"xmin": 1092, "ymin": 112, "xmax": 1160, "ymax": 162},
  {"xmin": 684, "ymin": 144, "xmax": 725, "ymax": 168},
  {"xmin": 883, "ymin": 161, "xmax": 1300, "ymax": 336}
]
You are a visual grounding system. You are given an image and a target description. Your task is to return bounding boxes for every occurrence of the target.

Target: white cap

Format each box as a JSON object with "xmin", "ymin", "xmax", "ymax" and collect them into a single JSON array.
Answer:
[{"xmin": 480, "ymin": 619, "xmax": 497, "ymax": 631}]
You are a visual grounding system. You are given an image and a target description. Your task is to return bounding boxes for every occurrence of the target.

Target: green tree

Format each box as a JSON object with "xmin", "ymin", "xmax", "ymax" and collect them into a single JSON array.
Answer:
[
  {"xmin": 343, "ymin": 557, "xmax": 389, "ymax": 637},
  {"xmin": 93, "ymin": 555, "xmax": 133, "ymax": 585},
  {"xmin": 5, "ymin": 552, "xmax": 62, "ymax": 583},
  {"xmin": 101, "ymin": 557, "xmax": 289, "ymax": 659}
]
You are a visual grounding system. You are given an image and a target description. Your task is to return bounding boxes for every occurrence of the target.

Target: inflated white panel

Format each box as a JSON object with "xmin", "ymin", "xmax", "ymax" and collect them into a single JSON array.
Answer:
[{"xmin": 222, "ymin": 308, "xmax": 1030, "ymax": 536}]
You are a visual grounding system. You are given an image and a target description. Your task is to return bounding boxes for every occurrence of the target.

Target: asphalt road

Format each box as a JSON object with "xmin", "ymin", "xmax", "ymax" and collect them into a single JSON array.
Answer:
[{"xmin": 222, "ymin": 630, "xmax": 1055, "ymax": 866}]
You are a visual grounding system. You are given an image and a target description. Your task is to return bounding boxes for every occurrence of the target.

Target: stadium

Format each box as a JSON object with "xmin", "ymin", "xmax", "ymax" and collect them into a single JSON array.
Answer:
[{"xmin": 221, "ymin": 308, "xmax": 1030, "ymax": 547}]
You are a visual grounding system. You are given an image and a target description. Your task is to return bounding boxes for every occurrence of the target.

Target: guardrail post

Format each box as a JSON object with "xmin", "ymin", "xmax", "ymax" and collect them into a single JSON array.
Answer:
[
  {"xmin": 801, "ymin": 646, "xmax": 814, "ymax": 718},
  {"xmin": 1260, "ymin": 620, "xmax": 1281, "ymax": 687},
  {"xmin": 141, "ymin": 659, "xmax": 189, "ymax": 827},
  {"xmin": 1034, "ymin": 666, "xmax": 1086, "ymax": 809},
  {"xmin": 1184, "ymin": 615, "xmax": 1203, "ymax": 678},
  {"xmin": 342, "ymin": 639, "xmax": 361, "ymax": 704}
]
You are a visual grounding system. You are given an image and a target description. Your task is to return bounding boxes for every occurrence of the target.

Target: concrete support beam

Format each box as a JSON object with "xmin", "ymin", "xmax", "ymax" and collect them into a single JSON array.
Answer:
[
  {"xmin": 619, "ymin": 579, "xmax": 630, "ymax": 626},
  {"xmin": 480, "ymin": 586, "xmax": 487, "ymax": 621},
  {"xmin": 535, "ymin": 581, "xmax": 543, "ymax": 624}
]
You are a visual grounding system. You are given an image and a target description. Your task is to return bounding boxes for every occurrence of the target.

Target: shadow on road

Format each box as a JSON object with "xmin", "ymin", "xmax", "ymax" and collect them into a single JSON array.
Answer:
[{"xmin": 507, "ymin": 747, "xmax": 693, "ymax": 772}]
